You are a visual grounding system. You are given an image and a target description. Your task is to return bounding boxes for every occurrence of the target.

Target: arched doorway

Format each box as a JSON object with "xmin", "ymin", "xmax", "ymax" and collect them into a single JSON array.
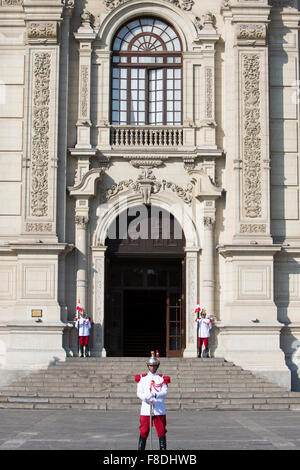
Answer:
[{"xmin": 104, "ymin": 205, "xmax": 186, "ymax": 357}]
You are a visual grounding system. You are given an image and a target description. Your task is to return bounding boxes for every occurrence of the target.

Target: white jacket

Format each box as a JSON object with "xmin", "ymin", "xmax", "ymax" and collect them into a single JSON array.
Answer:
[
  {"xmin": 75, "ymin": 317, "xmax": 91, "ymax": 336},
  {"xmin": 196, "ymin": 317, "xmax": 212, "ymax": 338},
  {"xmin": 136, "ymin": 371, "xmax": 169, "ymax": 416}
]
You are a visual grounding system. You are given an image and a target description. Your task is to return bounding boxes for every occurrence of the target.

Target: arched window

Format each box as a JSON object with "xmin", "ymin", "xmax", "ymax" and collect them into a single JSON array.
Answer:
[{"xmin": 111, "ymin": 17, "xmax": 182, "ymax": 126}]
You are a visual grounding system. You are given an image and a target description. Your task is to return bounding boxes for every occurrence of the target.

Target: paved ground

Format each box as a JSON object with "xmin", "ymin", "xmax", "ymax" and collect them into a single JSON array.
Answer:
[{"xmin": 0, "ymin": 409, "xmax": 300, "ymax": 451}]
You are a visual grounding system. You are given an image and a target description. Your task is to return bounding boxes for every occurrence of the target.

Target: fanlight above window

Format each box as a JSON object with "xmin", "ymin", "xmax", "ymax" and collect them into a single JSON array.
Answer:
[{"xmin": 111, "ymin": 18, "xmax": 182, "ymax": 126}]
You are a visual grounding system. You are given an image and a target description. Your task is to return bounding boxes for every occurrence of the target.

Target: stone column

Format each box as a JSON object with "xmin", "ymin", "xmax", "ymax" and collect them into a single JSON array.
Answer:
[
  {"xmin": 202, "ymin": 215, "xmax": 216, "ymax": 316},
  {"xmin": 183, "ymin": 248, "xmax": 199, "ymax": 358},
  {"xmin": 91, "ymin": 246, "xmax": 107, "ymax": 357},
  {"xmin": 74, "ymin": 212, "xmax": 89, "ymax": 311}
]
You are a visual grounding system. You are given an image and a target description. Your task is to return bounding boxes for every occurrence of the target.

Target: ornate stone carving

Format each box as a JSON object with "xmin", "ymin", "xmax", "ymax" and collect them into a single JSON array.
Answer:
[
  {"xmin": 106, "ymin": 171, "xmax": 193, "ymax": 205},
  {"xmin": 61, "ymin": 0, "xmax": 75, "ymax": 7},
  {"xmin": 75, "ymin": 215, "xmax": 89, "ymax": 228},
  {"xmin": 237, "ymin": 24, "xmax": 266, "ymax": 42},
  {"xmin": 27, "ymin": 23, "xmax": 57, "ymax": 40},
  {"xmin": 81, "ymin": 9, "xmax": 94, "ymax": 27},
  {"xmin": 30, "ymin": 52, "xmax": 51, "ymax": 218},
  {"xmin": 203, "ymin": 216, "xmax": 215, "ymax": 229},
  {"xmin": 2, "ymin": 0, "xmax": 23, "ymax": 5},
  {"xmin": 25, "ymin": 223, "xmax": 52, "ymax": 232},
  {"xmin": 205, "ymin": 68, "xmax": 213, "ymax": 119},
  {"xmin": 240, "ymin": 224, "xmax": 266, "ymax": 233},
  {"xmin": 104, "ymin": 0, "xmax": 194, "ymax": 10},
  {"xmin": 241, "ymin": 54, "xmax": 262, "ymax": 219},
  {"xmin": 80, "ymin": 65, "xmax": 89, "ymax": 118}
]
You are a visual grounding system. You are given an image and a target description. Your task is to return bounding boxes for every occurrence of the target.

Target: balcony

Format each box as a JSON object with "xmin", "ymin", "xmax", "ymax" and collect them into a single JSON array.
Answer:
[{"xmin": 110, "ymin": 126, "xmax": 184, "ymax": 148}]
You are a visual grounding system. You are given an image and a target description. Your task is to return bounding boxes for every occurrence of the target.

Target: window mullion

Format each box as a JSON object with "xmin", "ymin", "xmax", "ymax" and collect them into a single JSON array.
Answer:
[
  {"xmin": 163, "ymin": 68, "xmax": 167, "ymax": 126},
  {"xmin": 146, "ymin": 68, "xmax": 149, "ymax": 126},
  {"xmin": 127, "ymin": 67, "xmax": 131, "ymax": 125}
]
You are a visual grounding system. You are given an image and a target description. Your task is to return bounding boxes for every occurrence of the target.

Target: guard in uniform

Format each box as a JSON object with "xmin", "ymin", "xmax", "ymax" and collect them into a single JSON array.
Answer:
[
  {"xmin": 75, "ymin": 311, "xmax": 92, "ymax": 357},
  {"xmin": 195, "ymin": 308, "xmax": 212, "ymax": 358},
  {"xmin": 135, "ymin": 351, "xmax": 170, "ymax": 450}
]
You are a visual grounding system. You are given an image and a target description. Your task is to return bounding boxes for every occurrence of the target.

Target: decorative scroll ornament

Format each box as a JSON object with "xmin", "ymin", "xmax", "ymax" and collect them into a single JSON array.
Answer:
[
  {"xmin": 30, "ymin": 52, "xmax": 51, "ymax": 218},
  {"xmin": 104, "ymin": 0, "xmax": 194, "ymax": 10},
  {"xmin": 242, "ymin": 54, "xmax": 262, "ymax": 219},
  {"xmin": 106, "ymin": 169, "xmax": 193, "ymax": 205}
]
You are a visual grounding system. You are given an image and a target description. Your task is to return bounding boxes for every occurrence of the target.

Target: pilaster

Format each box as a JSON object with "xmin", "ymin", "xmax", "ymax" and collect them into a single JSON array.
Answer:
[
  {"xmin": 22, "ymin": 0, "xmax": 64, "ymax": 239},
  {"xmin": 193, "ymin": 13, "xmax": 219, "ymax": 149},
  {"xmin": 74, "ymin": 8, "xmax": 96, "ymax": 150}
]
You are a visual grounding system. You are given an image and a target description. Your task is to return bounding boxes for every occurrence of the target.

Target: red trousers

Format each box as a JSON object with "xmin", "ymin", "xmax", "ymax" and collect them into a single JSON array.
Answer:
[
  {"xmin": 139, "ymin": 415, "xmax": 167, "ymax": 439},
  {"xmin": 198, "ymin": 338, "xmax": 208, "ymax": 349},
  {"xmin": 79, "ymin": 336, "xmax": 89, "ymax": 346}
]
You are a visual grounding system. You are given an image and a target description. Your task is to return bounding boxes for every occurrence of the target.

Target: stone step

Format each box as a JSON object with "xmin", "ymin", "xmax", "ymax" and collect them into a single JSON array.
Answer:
[{"xmin": 1, "ymin": 356, "xmax": 299, "ymax": 410}]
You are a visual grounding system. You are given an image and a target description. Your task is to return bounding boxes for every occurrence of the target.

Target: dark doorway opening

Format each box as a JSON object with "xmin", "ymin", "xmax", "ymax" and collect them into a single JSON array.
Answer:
[
  {"xmin": 123, "ymin": 290, "xmax": 166, "ymax": 357},
  {"xmin": 104, "ymin": 205, "xmax": 186, "ymax": 357}
]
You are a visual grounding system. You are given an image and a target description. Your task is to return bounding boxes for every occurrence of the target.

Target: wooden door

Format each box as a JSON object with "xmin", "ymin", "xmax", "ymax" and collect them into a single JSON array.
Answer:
[{"xmin": 166, "ymin": 292, "xmax": 184, "ymax": 357}]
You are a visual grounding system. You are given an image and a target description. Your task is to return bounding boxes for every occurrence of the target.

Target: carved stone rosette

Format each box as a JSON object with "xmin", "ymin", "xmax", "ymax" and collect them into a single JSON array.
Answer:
[
  {"xmin": 29, "ymin": 52, "xmax": 51, "ymax": 219},
  {"xmin": 241, "ymin": 54, "xmax": 262, "ymax": 220}
]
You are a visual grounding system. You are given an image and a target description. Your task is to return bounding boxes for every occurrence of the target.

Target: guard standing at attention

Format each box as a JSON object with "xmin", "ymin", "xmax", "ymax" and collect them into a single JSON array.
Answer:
[
  {"xmin": 75, "ymin": 311, "xmax": 92, "ymax": 357},
  {"xmin": 135, "ymin": 351, "xmax": 170, "ymax": 450},
  {"xmin": 195, "ymin": 308, "xmax": 212, "ymax": 358}
]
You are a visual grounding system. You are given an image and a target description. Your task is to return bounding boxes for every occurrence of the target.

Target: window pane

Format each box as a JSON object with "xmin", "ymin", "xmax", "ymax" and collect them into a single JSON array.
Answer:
[
  {"xmin": 112, "ymin": 101, "xmax": 119, "ymax": 111},
  {"xmin": 112, "ymin": 111, "xmax": 119, "ymax": 122},
  {"xmin": 120, "ymin": 101, "xmax": 127, "ymax": 111},
  {"xmin": 120, "ymin": 90, "xmax": 127, "ymax": 100}
]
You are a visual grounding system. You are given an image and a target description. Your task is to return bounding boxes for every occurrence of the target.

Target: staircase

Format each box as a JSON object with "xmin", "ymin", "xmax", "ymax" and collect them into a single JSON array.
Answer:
[{"xmin": 1, "ymin": 357, "xmax": 300, "ymax": 410}]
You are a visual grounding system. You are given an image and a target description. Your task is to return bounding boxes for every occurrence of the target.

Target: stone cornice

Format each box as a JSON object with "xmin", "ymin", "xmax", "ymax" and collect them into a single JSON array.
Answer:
[
  {"xmin": 218, "ymin": 244, "xmax": 282, "ymax": 258},
  {"xmin": 5, "ymin": 243, "xmax": 74, "ymax": 255}
]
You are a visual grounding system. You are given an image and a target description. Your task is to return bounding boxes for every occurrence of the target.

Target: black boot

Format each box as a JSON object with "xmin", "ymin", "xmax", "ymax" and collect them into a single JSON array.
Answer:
[
  {"xmin": 138, "ymin": 435, "xmax": 147, "ymax": 450},
  {"xmin": 203, "ymin": 348, "xmax": 210, "ymax": 358},
  {"xmin": 197, "ymin": 348, "xmax": 201, "ymax": 358},
  {"xmin": 79, "ymin": 345, "xmax": 84, "ymax": 357},
  {"xmin": 159, "ymin": 436, "xmax": 167, "ymax": 450}
]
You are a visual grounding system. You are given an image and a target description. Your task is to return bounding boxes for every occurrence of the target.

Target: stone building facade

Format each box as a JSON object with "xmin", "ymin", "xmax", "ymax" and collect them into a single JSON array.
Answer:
[{"xmin": 0, "ymin": 0, "xmax": 300, "ymax": 390}]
